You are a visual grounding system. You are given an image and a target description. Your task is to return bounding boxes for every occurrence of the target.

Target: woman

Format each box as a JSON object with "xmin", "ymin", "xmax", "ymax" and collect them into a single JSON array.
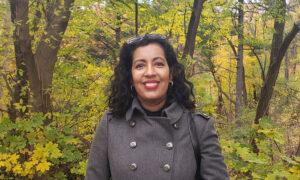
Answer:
[{"xmin": 85, "ymin": 34, "xmax": 229, "ymax": 180}]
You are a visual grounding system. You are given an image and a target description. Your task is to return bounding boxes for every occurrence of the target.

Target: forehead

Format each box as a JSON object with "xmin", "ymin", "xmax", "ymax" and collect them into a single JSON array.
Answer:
[{"xmin": 132, "ymin": 43, "xmax": 165, "ymax": 59}]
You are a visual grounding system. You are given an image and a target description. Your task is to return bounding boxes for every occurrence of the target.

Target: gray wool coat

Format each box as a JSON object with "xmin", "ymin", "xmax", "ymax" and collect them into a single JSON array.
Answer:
[{"xmin": 85, "ymin": 98, "xmax": 229, "ymax": 180}]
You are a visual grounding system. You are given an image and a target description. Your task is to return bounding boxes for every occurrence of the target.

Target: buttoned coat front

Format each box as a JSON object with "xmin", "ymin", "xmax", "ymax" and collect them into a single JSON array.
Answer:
[{"xmin": 85, "ymin": 98, "xmax": 229, "ymax": 180}]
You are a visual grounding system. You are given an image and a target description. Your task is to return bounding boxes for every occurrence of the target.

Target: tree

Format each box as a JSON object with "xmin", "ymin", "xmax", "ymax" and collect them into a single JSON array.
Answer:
[
  {"xmin": 1, "ymin": 0, "xmax": 299, "ymax": 178},
  {"xmin": 182, "ymin": 0, "xmax": 207, "ymax": 59},
  {"xmin": 9, "ymin": 0, "xmax": 74, "ymax": 125},
  {"xmin": 252, "ymin": 0, "xmax": 300, "ymax": 153},
  {"xmin": 235, "ymin": 0, "xmax": 247, "ymax": 121},
  {"xmin": 223, "ymin": 0, "xmax": 248, "ymax": 119}
]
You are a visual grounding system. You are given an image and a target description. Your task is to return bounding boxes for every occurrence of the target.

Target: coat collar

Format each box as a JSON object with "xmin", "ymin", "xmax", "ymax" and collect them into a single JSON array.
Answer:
[
  {"xmin": 125, "ymin": 97, "xmax": 144, "ymax": 121},
  {"xmin": 125, "ymin": 97, "xmax": 184, "ymax": 124}
]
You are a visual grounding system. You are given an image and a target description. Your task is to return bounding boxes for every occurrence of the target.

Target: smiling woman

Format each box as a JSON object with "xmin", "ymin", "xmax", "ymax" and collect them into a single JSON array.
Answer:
[
  {"xmin": 85, "ymin": 34, "xmax": 229, "ymax": 180},
  {"xmin": 131, "ymin": 43, "xmax": 172, "ymax": 112}
]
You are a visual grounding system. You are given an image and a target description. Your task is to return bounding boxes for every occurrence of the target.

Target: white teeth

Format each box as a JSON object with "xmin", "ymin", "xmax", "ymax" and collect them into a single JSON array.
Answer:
[{"xmin": 145, "ymin": 83, "xmax": 157, "ymax": 86}]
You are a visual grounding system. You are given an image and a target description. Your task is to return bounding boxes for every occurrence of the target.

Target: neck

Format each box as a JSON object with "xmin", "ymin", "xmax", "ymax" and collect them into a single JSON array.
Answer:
[{"xmin": 138, "ymin": 96, "xmax": 167, "ymax": 112}]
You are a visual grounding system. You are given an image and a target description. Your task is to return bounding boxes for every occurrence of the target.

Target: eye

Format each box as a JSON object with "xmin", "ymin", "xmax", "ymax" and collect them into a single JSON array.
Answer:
[
  {"xmin": 155, "ymin": 62, "xmax": 165, "ymax": 67},
  {"xmin": 135, "ymin": 63, "xmax": 144, "ymax": 69}
]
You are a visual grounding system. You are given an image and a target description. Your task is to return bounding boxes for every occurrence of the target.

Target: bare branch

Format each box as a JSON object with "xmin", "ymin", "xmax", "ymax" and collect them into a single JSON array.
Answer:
[
  {"xmin": 2, "ymin": 74, "xmax": 13, "ymax": 98},
  {"xmin": 251, "ymin": 49, "xmax": 265, "ymax": 81},
  {"xmin": 0, "ymin": 108, "xmax": 8, "ymax": 112},
  {"xmin": 227, "ymin": 38, "xmax": 238, "ymax": 57},
  {"xmin": 168, "ymin": 12, "xmax": 177, "ymax": 39},
  {"xmin": 211, "ymin": 71, "xmax": 236, "ymax": 105},
  {"xmin": 65, "ymin": 133, "xmax": 91, "ymax": 149},
  {"xmin": 277, "ymin": 22, "xmax": 300, "ymax": 63}
]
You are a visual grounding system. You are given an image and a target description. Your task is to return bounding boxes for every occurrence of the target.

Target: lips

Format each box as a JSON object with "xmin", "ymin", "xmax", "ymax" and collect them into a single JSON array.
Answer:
[{"xmin": 144, "ymin": 80, "xmax": 159, "ymax": 89}]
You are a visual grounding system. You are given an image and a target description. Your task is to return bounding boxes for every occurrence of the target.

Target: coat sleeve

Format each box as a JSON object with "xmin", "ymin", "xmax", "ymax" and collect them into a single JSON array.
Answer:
[
  {"xmin": 85, "ymin": 111, "xmax": 111, "ymax": 180},
  {"xmin": 198, "ymin": 117, "xmax": 229, "ymax": 180}
]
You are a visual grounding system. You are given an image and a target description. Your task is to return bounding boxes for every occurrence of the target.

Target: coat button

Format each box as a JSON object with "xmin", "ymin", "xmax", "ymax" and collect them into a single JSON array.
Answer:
[
  {"xmin": 163, "ymin": 164, "xmax": 171, "ymax": 172},
  {"xmin": 130, "ymin": 141, "xmax": 137, "ymax": 148},
  {"xmin": 166, "ymin": 142, "xmax": 173, "ymax": 150},
  {"xmin": 129, "ymin": 120, "xmax": 136, "ymax": 127},
  {"xmin": 130, "ymin": 163, "xmax": 137, "ymax": 171},
  {"xmin": 173, "ymin": 123, "xmax": 179, "ymax": 129}
]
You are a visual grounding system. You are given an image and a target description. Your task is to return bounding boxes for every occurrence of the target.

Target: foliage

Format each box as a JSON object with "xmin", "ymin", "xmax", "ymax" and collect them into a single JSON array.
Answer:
[
  {"xmin": 220, "ymin": 116, "xmax": 300, "ymax": 179},
  {"xmin": 0, "ymin": 58, "xmax": 112, "ymax": 178},
  {"xmin": 0, "ymin": 0, "xmax": 299, "ymax": 178},
  {"xmin": 0, "ymin": 113, "xmax": 82, "ymax": 178}
]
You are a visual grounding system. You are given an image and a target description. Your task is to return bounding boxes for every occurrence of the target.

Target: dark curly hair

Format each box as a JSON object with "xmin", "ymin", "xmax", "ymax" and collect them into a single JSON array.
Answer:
[{"xmin": 108, "ymin": 34, "xmax": 195, "ymax": 117}]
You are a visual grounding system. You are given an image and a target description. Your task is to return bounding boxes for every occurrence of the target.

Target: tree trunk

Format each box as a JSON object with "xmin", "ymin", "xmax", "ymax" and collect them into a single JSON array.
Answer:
[
  {"xmin": 284, "ymin": 52, "xmax": 289, "ymax": 79},
  {"xmin": 10, "ymin": 0, "xmax": 74, "ymax": 125},
  {"xmin": 217, "ymin": 86, "xmax": 224, "ymax": 115},
  {"xmin": 135, "ymin": 0, "xmax": 138, "ymax": 36},
  {"xmin": 242, "ymin": 66, "xmax": 248, "ymax": 106},
  {"xmin": 291, "ymin": 37, "xmax": 298, "ymax": 74},
  {"xmin": 296, "ymin": 138, "xmax": 300, "ymax": 156},
  {"xmin": 254, "ymin": 3, "xmax": 300, "ymax": 124},
  {"xmin": 6, "ymin": 1, "xmax": 29, "ymax": 122},
  {"xmin": 115, "ymin": 0, "xmax": 121, "ymax": 48},
  {"xmin": 116, "ymin": 15, "xmax": 121, "ymax": 47},
  {"xmin": 182, "ymin": 0, "xmax": 207, "ymax": 59},
  {"xmin": 252, "ymin": 0, "xmax": 300, "ymax": 153},
  {"xmin": 253, "ymin": 84, "xmax": 258, "ymax": 102},
  {"xmin": 115, "ymin": 11, "xmax": 121, "ymax": 65},
  {"xmin": 235, "ymin": 0, "xmax": 244, "ymax": 121},
  {"xmin": 184, "ymin": 1, "xmax": 187, "ymax": 36}
]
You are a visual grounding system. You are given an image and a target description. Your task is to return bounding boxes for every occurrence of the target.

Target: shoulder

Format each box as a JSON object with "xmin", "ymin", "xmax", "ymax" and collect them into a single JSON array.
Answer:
[
  {"xmin": 193, "ymin": 112, "xmax": 210, "ymax": 120},
  {"xmin": 190, "ymin": 111, "xmax": 211, "ymax": 122},
  {"xmin": 97, "ymin": 110, "xmax": 113, "ymax": 128},
  {"xmin": 104, "ymin": 109, "xmax": 113, "ymax": 118},
  {"xmin": 189, "ymin": 112, "xmax": 218, "ymax": 144},
  {"xmin": 189, "ymin": 111, "xmax": 214, "ymax": 132},
  {"xmin": 102, "ymin": 109, "xmax": 113, "ymax": 121},
  {"xmin": 93, "ymin": 110, "xmax": 113, "ymax": 141},
  {"xmin": 101, "ymin": 109, "xmax": 126, "ymax": 125}
]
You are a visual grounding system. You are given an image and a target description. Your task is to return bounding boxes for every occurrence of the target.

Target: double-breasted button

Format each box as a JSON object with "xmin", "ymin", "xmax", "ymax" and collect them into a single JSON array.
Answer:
[
  {"xmin": 166, "ymin": 142, "xmax": 173, "ymax": 150},
  {"xmin": 130, "ymin": 141, "xmax": 137, "ymax": 148},
  {"xmin": 163, "ymin": 164, "xmax": 171, "ymax": 172},
  {"xmin": 173, "ymin": 123, "xmax": 179, "ymax": 129},
  {"xmin": 129, "ymin": 120, "xmax": 136, "ymax": 127},
  {"xmin": 130, "ymin": 163, "xmax": 137, "ymax": 171}
]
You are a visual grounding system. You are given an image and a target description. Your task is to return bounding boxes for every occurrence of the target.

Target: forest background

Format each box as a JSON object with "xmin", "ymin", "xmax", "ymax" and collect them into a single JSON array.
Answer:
[{"xmin": 0, "ymin": 0, "xmax": 299, "ymax": 179}]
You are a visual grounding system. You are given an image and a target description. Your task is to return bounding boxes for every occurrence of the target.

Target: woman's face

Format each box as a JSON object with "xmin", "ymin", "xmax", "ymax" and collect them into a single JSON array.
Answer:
[{"xmin": 131, "ymin": 43, "xmax": 172, "ymax": 111}]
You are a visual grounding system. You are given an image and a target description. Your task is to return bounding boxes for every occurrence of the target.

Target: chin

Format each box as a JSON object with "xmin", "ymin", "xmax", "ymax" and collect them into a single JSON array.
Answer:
[{"xmin": 143, "ymin": 95, "xmax": 166, "ymax": 102}]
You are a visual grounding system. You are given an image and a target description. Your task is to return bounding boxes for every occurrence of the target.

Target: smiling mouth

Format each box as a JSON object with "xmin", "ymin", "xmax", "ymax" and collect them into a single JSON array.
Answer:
[{"xmin": 144, "ymin": 82, "xmax": 159, "ymax": 89}]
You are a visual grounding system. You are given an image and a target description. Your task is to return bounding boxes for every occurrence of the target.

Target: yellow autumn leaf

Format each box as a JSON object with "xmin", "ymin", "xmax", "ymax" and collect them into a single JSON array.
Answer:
[
  {"xmin": 9, "ymin": 154, "xmax": 19, "ymax": 164},
  {"xmin": 45, "ymin": 142, "xmax": 62, "ymax": 158},
  {"xmin": 24, "ymin": 160, "xmax": 37, "ymax": 171},
  {"xmin": 289, "ymin": 166, "xmax": 300, "ymax": 173},
  {"xmin": 0, "ymin": 153, "xmax": 6, "ymax": 160},
  {"xmin": 12, "ymin": 164, "xmax": 23, "ymax": 175},
  {"xmin": 36, "ymin": 161, "xmax": 51, "ymax": 173}
]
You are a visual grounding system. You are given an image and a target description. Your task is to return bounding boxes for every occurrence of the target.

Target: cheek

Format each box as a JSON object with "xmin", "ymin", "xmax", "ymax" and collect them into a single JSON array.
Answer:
[
  {"xmin": 168, "ymin": 72, "xmax": 171, "ymax": 81},
  {"xmin": 165, "ymin": 69, "xmax": 171, "ymax": 81},
  {"xmin": 131, "ymin": 70, "xmax": 139, "ymax": 85}
]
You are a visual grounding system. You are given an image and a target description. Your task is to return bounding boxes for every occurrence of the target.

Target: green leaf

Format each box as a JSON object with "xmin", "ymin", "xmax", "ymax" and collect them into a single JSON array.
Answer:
[{"xmin": 64, "ymin": 126, "xmax": 71, "ymax": 134}]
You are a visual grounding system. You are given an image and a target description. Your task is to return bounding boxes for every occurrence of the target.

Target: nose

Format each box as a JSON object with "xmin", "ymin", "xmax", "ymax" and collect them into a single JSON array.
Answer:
[{"xmin": 144, "ymin": 65, "xmax": 156, "ymax": 77}]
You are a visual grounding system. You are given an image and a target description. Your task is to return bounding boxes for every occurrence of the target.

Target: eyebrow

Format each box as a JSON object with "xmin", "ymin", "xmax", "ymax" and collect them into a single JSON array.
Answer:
[
  {"xmin": 153, "ymin": 57, "xmax": 166, "ymax": 61},
  {"xmin": 133, "ymin": 56, "xmax": 166, "ymax": 64}
]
